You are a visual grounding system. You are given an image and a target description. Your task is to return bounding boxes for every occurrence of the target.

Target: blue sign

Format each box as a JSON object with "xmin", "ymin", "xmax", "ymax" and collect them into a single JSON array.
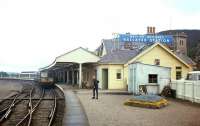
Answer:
[{"xmin": 117, "ymin": 34, "xmax": 173, "ymax": 44}]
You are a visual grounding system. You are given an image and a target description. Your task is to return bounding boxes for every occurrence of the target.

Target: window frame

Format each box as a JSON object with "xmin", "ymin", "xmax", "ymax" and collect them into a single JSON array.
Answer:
[
  {"xmin": 148, "ymin": 74, "xmax": 158, "ymax": 84},
  {"xmin": 116, "ymin": 69, "xmax": 122, "ymax": 80},
  {"xmin": 176, "ymin": 66, "xmax": 182, "ymax": 70},
  {"xmin": 176, "ymin": 66, "xmax": 182, "ymax": 80},
  {"xmin": 176, "ymin": 71, "xmax": 182, "ymax": 80},
  {"xmin": 180, "ymin": 40, "xmax": 184, "ymax": 46},
  {"xmin": 154, "ymin": 59, "xmax": 160, "ymax": 65}
]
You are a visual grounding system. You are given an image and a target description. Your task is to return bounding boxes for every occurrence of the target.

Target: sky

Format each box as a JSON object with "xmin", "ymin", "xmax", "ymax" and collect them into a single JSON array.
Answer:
[{"xmin": 0, "ymin": 0, "xmax": 200, "ymax": 72}]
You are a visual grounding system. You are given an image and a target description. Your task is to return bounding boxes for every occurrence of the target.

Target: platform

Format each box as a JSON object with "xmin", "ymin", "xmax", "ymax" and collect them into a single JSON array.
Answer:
[{"xmin": 62, "ymin": 89, "xmax": 90, "ymax": 126}]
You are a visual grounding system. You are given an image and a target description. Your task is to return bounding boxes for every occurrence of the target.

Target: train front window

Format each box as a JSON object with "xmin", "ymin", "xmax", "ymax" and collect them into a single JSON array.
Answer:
[
  {"xmin": 41, "ymin": 72, "xmax": 48, "ymax": 78},
  {"xmin": 186, "ymin": 74, "xmax": 192, "ymax": 80}
]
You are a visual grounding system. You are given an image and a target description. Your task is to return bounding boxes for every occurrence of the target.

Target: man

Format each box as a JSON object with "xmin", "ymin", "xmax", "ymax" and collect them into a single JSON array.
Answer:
[{"xmin": 92, "ymin": 75, "xmax": 99, "ymax": 99}]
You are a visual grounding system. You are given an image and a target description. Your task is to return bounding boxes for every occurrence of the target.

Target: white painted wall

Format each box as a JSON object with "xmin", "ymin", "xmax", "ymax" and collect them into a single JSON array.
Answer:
[
  {"xmin": 129, "ymin": 62, "xmax": 171, "ymax": 94},
  {"xmin": 56, "ymin": 47, "xmax": 100, "ymax": 64}
]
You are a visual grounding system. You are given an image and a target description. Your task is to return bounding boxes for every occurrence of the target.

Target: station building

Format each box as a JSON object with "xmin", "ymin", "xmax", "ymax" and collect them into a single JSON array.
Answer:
[
  {"xmin": 96, "ymin": 42, "xmax": 193, "ymax": 91},
  {"xmin": 40, "ymin": 28, "xmax": 195, "ymax": 93}
]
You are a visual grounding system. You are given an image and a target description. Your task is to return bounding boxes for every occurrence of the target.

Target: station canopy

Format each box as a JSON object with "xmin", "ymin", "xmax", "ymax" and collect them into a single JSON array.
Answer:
[{"xmin": 40, "ymin": 47, "xmax": 100, "ymax": 71}]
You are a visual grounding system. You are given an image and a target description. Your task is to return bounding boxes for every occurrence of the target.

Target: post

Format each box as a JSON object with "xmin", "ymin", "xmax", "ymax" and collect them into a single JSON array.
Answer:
[
  {"xmin": 192, "ymin": 82, "xmax": 195, "ymax": 102},
  {"xmin": 55, "ymin": 71, "xmax": 58, "ymax": 83},
  {"xmin": 66, "ymin": 71, "xmax": 69, "ymax": 84},
  {"xmin": 183, "ymin": 82, "xmax": 186, "ymax": 100},
  {"xmin": 79, "ymin": 63, "xmax": 82, "ymax": 88},
  {"xmin": 176, "ymin": 81, "xmax": 178, "ymax": 98},
  {"xmin": 57, "ymin": 71, "xmax": 59, "ymax": 82},
  {"xmin": 63, "ymin": 71, "xmax": 65, "ymax": 83},
  {"xmin": 77, "ymin": 71, "xmax": 79, "ymax": 85},
  {"xmin": 72, "ymin": 70, "xmax": 74, "ymax": 85},
  {"xmin": 58, "ymin": 71, "xmax": 60, "ymax": 82},
  {"xmin": 59, "ymin": 71, "xmax": 62, "ymax": 83}
]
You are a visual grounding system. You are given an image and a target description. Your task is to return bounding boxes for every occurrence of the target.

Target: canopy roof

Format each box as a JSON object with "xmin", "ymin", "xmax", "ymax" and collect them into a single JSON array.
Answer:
[{"xmin": 40, "ymin": 47, "xmax": 100, "ymax": 71}]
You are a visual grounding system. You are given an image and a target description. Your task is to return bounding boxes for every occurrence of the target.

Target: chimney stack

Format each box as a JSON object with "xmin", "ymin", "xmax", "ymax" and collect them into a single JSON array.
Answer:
[
  {"xmin": 152, "ymin": 27, "xmax": 155, "ymax": 34},
  {"xmin": 147, "ymin": 26, "xmax": 156, "ymax": 34},
  {"xmin": 147, "ymin": 26, "xmax": 150, "ymax": 34}
]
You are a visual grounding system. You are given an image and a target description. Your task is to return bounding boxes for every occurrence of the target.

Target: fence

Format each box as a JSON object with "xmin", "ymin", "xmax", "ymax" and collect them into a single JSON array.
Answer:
[
  {"xmin": 0, "ymin": 76, "xmax": 35, "ymax": 81},
  {"xmin": 171, "ymin": 80, "xmax": 200, "ymax": 103}
]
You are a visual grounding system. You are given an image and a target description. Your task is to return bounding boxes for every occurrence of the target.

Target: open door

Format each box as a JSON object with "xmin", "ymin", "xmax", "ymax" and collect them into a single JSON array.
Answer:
[{"xmin": 102, "ymin": 69, "xmax": 108, "ymax": 89}]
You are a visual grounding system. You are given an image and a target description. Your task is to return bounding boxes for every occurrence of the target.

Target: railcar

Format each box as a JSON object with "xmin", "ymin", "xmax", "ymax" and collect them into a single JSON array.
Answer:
[{"xmin": 38, "ymin": 71, "xmax": 54, "ymax": 86}]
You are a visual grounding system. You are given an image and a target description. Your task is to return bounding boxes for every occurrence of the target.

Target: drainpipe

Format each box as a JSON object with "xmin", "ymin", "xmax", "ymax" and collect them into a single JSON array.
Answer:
[
  {"xmin": 72, "ymin": 69, "xmax": 74, "ymax": 85},
  {"xmin": 134, "ymin": 67, "xmax": 136, "ymax": 94}
]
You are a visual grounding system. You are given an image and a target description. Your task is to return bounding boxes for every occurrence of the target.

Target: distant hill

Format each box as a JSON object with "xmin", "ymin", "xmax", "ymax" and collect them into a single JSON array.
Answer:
[{"xmin": 158, "ymin": 30, "xmax": 200, "ymax": 70}]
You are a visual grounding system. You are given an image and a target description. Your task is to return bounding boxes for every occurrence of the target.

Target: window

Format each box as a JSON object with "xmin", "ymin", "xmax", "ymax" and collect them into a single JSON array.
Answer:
[
  {"xmin": 176, "ymin": 66, "xmax": 182, "ymax": 80},
  {"xmin": 176, "ymin": 71, "xmax": 182, "ymax": 80},
  {"xmin": 186, "ymin": 74, "xmax": 192, "ymax": 80},
  {"xmin": 154, "ymin": 59, "xmax": 160, "ymax": 65},
  {"xmin": 116, "ymin": 69, "xmax": 122, "ymax": 79},
  {"xmin": 124, "ymin": 42, "xmax": 133, "ymax": 50},
  {"xmin": 148, "ymin": 74, "xmax": 157, "ymax": 83},
  {"xmin": 176, "ymin": 66, "xmax": 182, "ymax": 70},
  {"xmin": 198, "ymin": 75, "xmax": 200, "ymax": 80},
  {"xmin": 179, "ymin": 40, "xmax": 184, "ymax": 46}
]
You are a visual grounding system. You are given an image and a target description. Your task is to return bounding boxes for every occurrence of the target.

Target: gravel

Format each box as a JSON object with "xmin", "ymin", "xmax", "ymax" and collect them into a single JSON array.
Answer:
[
  {"xmin": 0, "ymin": 79, "xmax": 23, "ymax": 99},
  {"xmin": 77, "ymin": 90, "xmax": 200, "ymax": 126}
]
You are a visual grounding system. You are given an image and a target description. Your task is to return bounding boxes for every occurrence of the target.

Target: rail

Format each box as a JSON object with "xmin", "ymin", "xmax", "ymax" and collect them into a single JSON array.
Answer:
[
  {"xmin": 0, "ymin": 86, "xmax": 33, "ymax": 123},
  {"xmin": 16, "ymin": 88, "xmax": 45, "ymax": 126},
  {"xmin": 48, "ymin": 89, "xmax": 57, "ymax": 126},
  {"xmin": 0, "ymin": 82, "xmax": 65, "ymax": 126}
]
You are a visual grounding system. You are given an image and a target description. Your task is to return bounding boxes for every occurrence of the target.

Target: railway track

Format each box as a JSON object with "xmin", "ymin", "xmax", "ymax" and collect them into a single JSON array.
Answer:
[
  {"xmin": 48, "ymin": 89, "xmax": 57, "ymax": 126},
  {"xmin": 0, "ymin": 81, "xmax": 65, "ymax": 126},
  {"xmin": 0, "ymin": 86, "xmax": 33, "ymax": 122}
]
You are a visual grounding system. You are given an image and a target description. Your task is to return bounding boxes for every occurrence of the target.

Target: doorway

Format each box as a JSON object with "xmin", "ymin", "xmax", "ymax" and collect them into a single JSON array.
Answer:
[{"xmin": 102, "ymin": 69, "xmax": 108, "ymax": 89}]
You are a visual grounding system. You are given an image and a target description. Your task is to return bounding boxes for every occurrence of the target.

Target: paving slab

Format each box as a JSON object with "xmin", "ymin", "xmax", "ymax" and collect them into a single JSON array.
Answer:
[{"xmin": 77, "ymin": 90, "xmax": 200, "ymax": 126}]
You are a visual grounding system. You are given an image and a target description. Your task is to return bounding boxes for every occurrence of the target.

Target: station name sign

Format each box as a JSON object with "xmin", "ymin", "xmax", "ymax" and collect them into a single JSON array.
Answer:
[{"xmin": 117, "ymin": 34, "xmax": 173, "ymax": 43}]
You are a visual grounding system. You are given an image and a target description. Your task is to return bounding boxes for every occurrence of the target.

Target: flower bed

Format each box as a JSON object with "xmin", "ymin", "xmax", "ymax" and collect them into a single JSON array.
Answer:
[{"xmin": 124, "ymin": 95, "xmax": 168, "ymax": 109}]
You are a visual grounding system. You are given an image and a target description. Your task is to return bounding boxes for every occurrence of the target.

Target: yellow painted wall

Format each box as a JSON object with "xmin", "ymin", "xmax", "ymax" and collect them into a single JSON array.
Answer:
[
  {"xmin": 135, "ymin": 46, "xmax": 192, "ymax": 80},
  {"xmin": 124, "ymin": 66, "xmax": 129, "ymax": 86},
  {"xmin": 97, "ymin": 64, "xmax": 126, "ymax": 90}
]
